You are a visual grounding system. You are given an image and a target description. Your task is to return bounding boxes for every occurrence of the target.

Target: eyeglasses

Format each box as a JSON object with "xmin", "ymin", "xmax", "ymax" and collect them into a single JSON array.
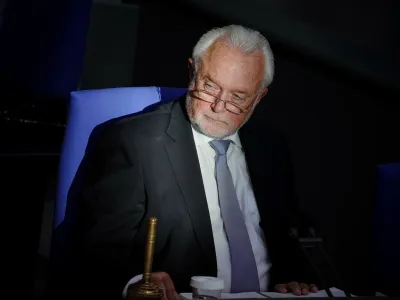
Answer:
[{"xmin": 190, "ymin": 89, "xmax": 258, "ymax": 115}]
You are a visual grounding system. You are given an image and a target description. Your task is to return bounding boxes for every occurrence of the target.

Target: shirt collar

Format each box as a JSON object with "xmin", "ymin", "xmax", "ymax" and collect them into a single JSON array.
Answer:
[{"xmin": 191, "ymin": 125, "xmax": 242, "ymax": 148}]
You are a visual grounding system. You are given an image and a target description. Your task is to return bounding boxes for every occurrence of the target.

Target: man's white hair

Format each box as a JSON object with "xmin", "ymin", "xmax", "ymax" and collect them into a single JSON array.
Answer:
[{"xmin": 192, "ymin": 24, "xmax": 274, "ymax": 88}]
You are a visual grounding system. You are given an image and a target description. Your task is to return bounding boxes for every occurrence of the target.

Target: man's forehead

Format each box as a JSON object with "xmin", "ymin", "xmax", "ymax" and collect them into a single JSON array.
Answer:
[
  {"xmin": 200, "ymin": 49, "xmax": 263, "ymax": 80},
  {"xmin": 205, "ymin": 40, "xmax": 263, "ymax": 61},
  {"xmin": 198, "ymin": 50, "xmax": 264, "ymax": 90}
]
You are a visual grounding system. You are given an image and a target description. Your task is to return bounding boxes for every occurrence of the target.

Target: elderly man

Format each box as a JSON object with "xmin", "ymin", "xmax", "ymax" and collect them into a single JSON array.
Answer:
[{"xmin": 66, "ymin": 25, "xmax": 317, "ymax": 300}]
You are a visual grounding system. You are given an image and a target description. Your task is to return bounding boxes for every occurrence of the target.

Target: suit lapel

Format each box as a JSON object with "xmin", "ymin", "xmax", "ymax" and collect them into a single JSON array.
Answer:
[
  {"xmin": 239, "ymin": 120, "xmax": 277, "ymax": 233},
  {"xmin": 164, "ymin": 98, "xmax": 217, "ymax": 269},
  {"xmin": 239, "ymin": 118, "xmax": 297, "ymax": 232},
  {"xmin": 239, "ymin": 120, "xmax": 273, "ymax": 226}
]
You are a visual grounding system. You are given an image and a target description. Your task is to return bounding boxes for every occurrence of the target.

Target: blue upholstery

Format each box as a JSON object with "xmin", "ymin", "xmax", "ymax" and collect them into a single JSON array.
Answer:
[
  {"xmin": 54, "ymin": 86, "xmax": 187, "ymax": 229},
  {"xmin": 373, "ymin": 163, "xmax": 400, "ymax": 295}
]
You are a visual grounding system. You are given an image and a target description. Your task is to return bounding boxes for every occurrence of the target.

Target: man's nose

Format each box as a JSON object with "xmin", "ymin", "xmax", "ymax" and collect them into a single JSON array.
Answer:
[{"xmin": 211, "ymin": 98, "xmax": 226, "ymax": 113}]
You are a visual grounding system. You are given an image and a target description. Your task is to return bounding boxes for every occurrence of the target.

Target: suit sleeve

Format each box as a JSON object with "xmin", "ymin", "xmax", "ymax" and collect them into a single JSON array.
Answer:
[{"xmin": 68, "ymin": 123, "xmax": 146, "ymax": 300}]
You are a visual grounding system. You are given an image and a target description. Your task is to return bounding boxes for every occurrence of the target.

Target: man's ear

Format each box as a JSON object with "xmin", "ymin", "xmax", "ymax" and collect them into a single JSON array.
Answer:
[
  {"xmin": 188, "ymin": 58, "xmax": 195, "ymax": 81},
  {"xmin": 255, "ymin": 88, "xmax": 268, "ymax": 105}
]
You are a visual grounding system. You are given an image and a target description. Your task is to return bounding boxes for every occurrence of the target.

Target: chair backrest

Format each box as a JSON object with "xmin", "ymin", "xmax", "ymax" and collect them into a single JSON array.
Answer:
[
  {"xmin": 54, "ymin": 86, "xmax": 187, "ymax": 229},
  {"xmin": 373, "ymin": 162, "xmax": 400, "ymax": 295}
]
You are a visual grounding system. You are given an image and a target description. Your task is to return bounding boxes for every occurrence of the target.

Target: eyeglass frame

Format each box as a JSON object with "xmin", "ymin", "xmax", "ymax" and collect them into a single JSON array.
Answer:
[{"xmin": 189, "ymin": 89, "xmax": 261, "ymax": 115}]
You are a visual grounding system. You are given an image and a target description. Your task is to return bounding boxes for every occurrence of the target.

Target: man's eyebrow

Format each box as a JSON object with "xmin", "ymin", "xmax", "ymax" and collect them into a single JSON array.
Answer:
[
  {"xmin": 203, "ymin": 74, "xmax": 249, "ymax": 96},
  {"xmin": 203, "ymin": 75, "xmax": 220, "ymax": 87}
]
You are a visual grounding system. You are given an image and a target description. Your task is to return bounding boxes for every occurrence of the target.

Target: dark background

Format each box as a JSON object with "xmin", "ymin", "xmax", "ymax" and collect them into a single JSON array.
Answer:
[{"xmin": 0, "ymin": 0, "xmax": 399, "ymax": 298}]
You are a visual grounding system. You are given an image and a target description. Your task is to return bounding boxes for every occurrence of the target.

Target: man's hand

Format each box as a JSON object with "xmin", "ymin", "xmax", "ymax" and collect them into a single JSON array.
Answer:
[
  {"xmin": 151, "ymin": 272, "xmax": 180, "ymax": 300},
  {"xmin": 275, "ymin": 282, "xmax": 318, "ymax": 296}
]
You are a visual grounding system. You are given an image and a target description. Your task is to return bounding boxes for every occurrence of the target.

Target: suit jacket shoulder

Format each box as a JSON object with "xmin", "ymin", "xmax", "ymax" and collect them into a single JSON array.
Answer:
[{"xmin": 86, "ymin": 100, "xmax": 180, "ymax": 155}]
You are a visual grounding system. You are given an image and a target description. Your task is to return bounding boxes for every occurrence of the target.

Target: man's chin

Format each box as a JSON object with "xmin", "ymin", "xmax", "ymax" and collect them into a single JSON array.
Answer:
[{"xmin": 192, "ymin": 121, "xmax": 232, "ymax": 140}]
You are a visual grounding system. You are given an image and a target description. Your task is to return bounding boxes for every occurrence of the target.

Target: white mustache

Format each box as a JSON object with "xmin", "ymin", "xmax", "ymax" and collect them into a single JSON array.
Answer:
[{"xmin": 204, "ymin": 114, "xmax": 228, "ymax": 125}]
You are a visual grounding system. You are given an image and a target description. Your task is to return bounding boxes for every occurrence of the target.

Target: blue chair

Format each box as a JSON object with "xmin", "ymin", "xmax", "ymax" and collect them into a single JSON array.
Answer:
[
  {"xmin": 53, "ymin": 86, "xmax": 187, "ymax": 230},
  {"xmin": 373, "ymin": 163, "xmax": 400, "ymax": 295},
  {"xmin": 46, "ymin": 86, "xmax": 186, "ymax": 297}
]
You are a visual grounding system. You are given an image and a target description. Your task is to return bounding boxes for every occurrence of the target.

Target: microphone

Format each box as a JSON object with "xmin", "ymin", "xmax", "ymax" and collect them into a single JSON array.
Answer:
[{"xmin": 288, "ymin": 224, "xmax": 352, "ymax": 298}]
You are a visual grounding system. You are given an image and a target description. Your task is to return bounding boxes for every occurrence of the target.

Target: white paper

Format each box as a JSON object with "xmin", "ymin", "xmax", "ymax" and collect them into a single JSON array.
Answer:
[
  {"xmin": 221, "ymin": 293, "xmax": 267, "ymax": 299},
  {"xmin": 180, "ymin": 292, "xmax": 266, "ymax": 299},
  {"xmin": 262, "ymin": 287, "xmax": 349, "ymax": 298},
  {"xmin": 181, "ymin": 288, "xmax": 355, "ymax": 299}
]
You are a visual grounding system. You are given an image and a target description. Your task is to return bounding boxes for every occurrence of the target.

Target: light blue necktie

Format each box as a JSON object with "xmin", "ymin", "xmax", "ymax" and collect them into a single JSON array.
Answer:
[{"xmin": 209, "ymin": 140, "xmax": 260, "ymax": 293}]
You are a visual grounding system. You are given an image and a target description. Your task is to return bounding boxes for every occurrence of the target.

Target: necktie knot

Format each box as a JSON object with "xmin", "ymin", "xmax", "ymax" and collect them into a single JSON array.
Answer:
[{"xmin": 209, "ymin": 140, "xmax": 230, "ymax": 156}]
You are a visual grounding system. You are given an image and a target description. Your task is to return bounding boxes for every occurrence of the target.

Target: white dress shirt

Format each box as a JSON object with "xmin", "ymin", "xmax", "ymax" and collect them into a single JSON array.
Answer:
[{"xmin": 123, "ymin": 127, "xmax": 270, "ymax": 297}]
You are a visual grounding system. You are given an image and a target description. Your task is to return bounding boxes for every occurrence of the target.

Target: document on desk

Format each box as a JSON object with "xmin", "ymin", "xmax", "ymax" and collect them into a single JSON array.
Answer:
[
  {"xmin": 262, "ymin": 287, "xmax": 350, "ymax": 298},
  {"xmin": 181, "ymin": 288, "xmax": 354, "ymax": 299},
  {"xmin": 180, "ymin": 292, "xmax": 267, "ymax": 299}
]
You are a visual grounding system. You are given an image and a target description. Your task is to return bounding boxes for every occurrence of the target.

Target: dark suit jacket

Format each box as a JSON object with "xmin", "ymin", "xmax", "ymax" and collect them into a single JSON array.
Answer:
[{"xmin": 58, "ymin": 96, "xmax": 310, "ymax": 300}]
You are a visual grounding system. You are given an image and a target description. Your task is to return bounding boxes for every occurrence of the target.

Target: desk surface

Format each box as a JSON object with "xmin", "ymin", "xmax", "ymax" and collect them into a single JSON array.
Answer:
[
  {"xmin": 180, "ymin": 292, "xmax": 397, "ymax": 300},
  {"xmin": 182, "ymin": 298, "xmax": 394, "ymax": 300},
  {"xmin": 232, "ymin": 298, "xmax": 394, "ymax": 300}
]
